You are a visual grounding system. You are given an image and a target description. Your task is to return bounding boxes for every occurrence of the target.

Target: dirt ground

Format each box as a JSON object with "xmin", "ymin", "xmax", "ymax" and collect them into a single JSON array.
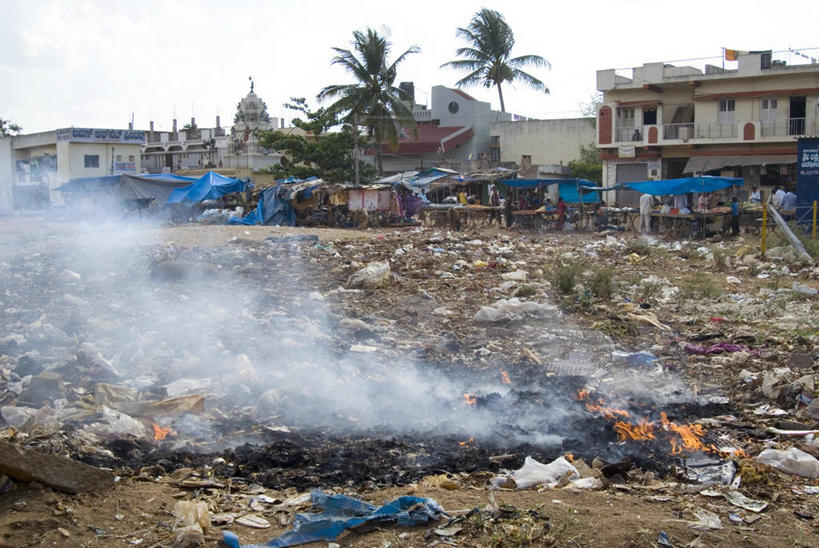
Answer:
[{"xmin": 1, "ymin": 216, "xmax": 818, "ymax": 547}]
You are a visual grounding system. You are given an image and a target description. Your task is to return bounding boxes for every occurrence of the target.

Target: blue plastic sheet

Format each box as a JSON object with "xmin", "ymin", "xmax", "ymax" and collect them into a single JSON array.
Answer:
[
  {"xmin": 222, "ymin": 489, "xmax": 447, "ymax": 548},
  {"xmin": 623, "ymin": 176, "xmax": 743, "ymax": 196},
  {"xmin": 229, "ymin": 183, "xmax": 295, "ymax": 226},
  {"xmin": 166, "ymin": 171, "xmax": 249, "ymax": 204},
  {"xmin": 500, "ymin": 178, "xmax": 596, "ymax": 190}
]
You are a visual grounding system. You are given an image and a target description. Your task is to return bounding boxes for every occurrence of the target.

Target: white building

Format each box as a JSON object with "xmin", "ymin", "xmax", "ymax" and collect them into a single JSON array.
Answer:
[
  {"xmin": 141, "ymin": 82, "xmax": 283, "ymax": 174},
  {"xmin": 490, "ymin": 118, "xmax": 597, "ymax": 168},
  {"xmin": 0, "ymin": 127, "xmax": 145, "ymax": 209},
  {"xmin": 376, "ymin": 85, "xmax": 513, "ymax": 174}
]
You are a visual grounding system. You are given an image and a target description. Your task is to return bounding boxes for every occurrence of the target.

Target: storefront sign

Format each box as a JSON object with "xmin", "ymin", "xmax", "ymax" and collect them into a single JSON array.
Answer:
[
  {"xmin": 618, "ymin": 145, "xmax": 636, "ymax": 158},
  {"xmin": 56, "ymin": 128, "xmax": 145, "ymax": 144}
]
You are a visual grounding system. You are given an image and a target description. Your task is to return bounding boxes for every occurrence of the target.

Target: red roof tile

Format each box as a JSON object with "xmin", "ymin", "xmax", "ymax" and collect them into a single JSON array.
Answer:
[
  {"xmin": 450, "ymin": 88, "xmax": 476, "ymax": 101},
  {"xmin": 380, "ymin": 125, "xmax": 473, "ymax": 155}
]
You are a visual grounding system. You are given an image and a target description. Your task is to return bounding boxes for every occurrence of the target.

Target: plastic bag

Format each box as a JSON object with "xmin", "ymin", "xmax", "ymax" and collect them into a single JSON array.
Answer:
[
  {"xmin": 510, "ymin": 456, "xmax": 579, "ymax": 489},
  {"xmin": 473, "ymin": 298, "xmax": 553, "ymax": 322},
  {"xmin": 347, "ymin": 262, "xmax": 391, "ymax": 288},
  {"xmin": 756, "ymin": 447, "xmax": 819, "ymax": 478},
  {"xmin": 173, "ymin": 500, "xmax": 210, "ymax": 531}
]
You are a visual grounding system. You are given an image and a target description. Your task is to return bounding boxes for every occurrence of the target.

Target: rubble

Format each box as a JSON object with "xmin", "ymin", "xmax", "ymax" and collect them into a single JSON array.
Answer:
[{"xmin": 0, "ymin": 441, "xmax": 114, "ymax": 494}]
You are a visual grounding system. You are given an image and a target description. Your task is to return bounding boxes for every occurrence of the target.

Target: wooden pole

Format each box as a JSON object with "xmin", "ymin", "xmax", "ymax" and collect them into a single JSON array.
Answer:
[{"xmin": 761, "ymin": 202, "xmax": 767, "ymax": 256}]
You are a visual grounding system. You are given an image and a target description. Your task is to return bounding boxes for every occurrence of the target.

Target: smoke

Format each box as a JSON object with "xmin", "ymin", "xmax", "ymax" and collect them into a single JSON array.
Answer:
[{"xmin": 1, "ymin": 218, "xmax": 701, "ymax": 453}]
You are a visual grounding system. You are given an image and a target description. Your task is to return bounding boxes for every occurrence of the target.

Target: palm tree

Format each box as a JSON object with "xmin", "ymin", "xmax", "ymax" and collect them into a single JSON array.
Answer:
[
  {"xmin": 441, "ymin": 9, "xmax": 549, "ymax": 113},
  {"xmin": 318, "ymin": 28, "xmax": 419, "ymax": 174}
]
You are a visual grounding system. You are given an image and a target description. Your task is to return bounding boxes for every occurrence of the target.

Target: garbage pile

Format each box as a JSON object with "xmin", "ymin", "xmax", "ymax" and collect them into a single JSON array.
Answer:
[{"xmin": 0, "ymin": 221, "xmax": 818, "ymax": 546}]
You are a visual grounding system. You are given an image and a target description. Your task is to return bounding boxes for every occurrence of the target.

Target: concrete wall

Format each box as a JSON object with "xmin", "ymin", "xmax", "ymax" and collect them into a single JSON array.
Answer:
[{"xmin": 491, "ymin": 118, "xmax": 596, "ymax": 165}]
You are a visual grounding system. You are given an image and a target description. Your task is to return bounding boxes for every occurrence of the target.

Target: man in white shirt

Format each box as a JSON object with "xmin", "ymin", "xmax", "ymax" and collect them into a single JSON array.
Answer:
[
  {"xmin": 749, "ymin": 186, "xmax": 761, "ymax": 203},
  {"xmin": 771, "ymin": 187, "xmax": 786, "ymax": 208},
  {"xmin": 673, "ymin": 193, "xmax": 688, "ymax": 211},
  {"xmin": 639, "ymin": 193, "xmax": 653, "ymax": 234}
]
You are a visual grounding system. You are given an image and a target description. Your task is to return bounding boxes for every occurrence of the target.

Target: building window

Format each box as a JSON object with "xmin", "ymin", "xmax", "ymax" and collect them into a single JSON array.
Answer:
[
  {"xmin": 642, "ymin": 108, "xmax": 657, "ymax": 125},
  {"xmin": 761, "ymin": 99, "xmax": 777, "ymax": 122},
  {"xmin": 616, "ymin": 108, "xmax": 635, "ymax": 127},
  {"xmin": 116, "ymin": 155, "xmax": 122, "ymax": 162},
  {"xmin": 128, "ymin": 155, "xmax": 135, "ymax": 162},
  {"xmin": 84, "ymin": 154, "xmax": 100, "ymax": 168},
  {"xmin": 718, "ymin": 99, "xmax": 735, "ymax": 123}
]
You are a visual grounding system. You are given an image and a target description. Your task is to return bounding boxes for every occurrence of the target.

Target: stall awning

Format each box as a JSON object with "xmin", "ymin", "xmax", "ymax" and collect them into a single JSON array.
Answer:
[
  {"xmin": 624, "ymin": 176, "xmax": 743, "ymax": 196},
  {"xmin": 684, "ymin": 154, "xmax": 797, "ymax": 174}
]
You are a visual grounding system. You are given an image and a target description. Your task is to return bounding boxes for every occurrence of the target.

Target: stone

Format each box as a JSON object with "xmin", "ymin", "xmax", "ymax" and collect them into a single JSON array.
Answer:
[
  {"xmin": 0, "ymin": 441, "xmax": 114, "ymax": 494},
  {"xmin": 806, "ymin": 398, "xmax": 819, "ymax": 421}
]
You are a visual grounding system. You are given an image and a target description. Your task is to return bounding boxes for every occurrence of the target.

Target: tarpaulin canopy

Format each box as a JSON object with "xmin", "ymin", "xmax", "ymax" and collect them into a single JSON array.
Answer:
[
  {"xmin": 500, "ymin": 178, "xmax": 596, "ymax": 190},
  {"xmin": 559, "ymin": 180, "xmax": 598, "ymax": 203},
  {"xmin": 55, "ymin": 175, "xmax": 121, "ymax": 194},
  {"xmin": 166, "ymin": 171, "xmax": 249, "ymax": 205},
  {"xmin": 229, "ymin": 182, "xmax": 295, "ymax": 226},
  {"xmin": 624, "ymin": 176, "xmax": 744, "ymax": 196},
  {"xmin": 117, "ymin": 173, "xmax": 197, "ymax": 203}
]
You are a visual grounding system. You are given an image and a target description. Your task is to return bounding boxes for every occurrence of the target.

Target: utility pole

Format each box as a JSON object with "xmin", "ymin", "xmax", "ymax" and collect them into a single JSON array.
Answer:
[{"xmin": 353, "ymin": 113, "xmax": 360, "ymax": 186}]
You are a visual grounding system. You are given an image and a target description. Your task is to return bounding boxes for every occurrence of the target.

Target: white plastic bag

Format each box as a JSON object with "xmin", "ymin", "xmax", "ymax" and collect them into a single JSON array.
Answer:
[
  {"xmin": 473, "ymin": 298, "xmax": 553, "ymax": 322},
  {"xmin": 510, "ymin": 455, "xmax": 579, "ymax": 489},
  {"xmin": 347, "ymin": 261, "xmax": 391, "ymax": 288},
  {"xmin": 756, "ymin": 447, "xmax": 819, "ymax": 478}
]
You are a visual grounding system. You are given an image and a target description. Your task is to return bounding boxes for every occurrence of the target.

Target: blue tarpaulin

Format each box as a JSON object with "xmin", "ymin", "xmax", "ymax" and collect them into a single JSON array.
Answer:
[
  {"xmin": 500, "ymin": 178, "xmax": 596, "ymax": 190},
  {"xmin": 623, "ymin": 176, "xmax": 743, "ymax": 196},
  {"xmin": 228, "ymin": 183, "xmax": 295, "ymax": 226},
  {"xmin": 166, "ymin": 171, "xmax": 249, "ymax": 205},
  {"xmin": 222, "ymin": 490, "xmax": 447, "ymax": 548},
  {"xmin": 558, "ymin": 180, "xmax": 598, "ymax": 203}
]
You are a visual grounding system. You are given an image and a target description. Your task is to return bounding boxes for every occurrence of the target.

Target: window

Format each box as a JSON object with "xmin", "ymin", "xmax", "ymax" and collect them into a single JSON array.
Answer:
[
  {"xmin": 642, "ymin": 108, "xmax": 657, "ymax": 125},
  {"xmin": 616, "ymin": 108, "xmax": 635, "ymax": 127},
  {"xmin": 761, "ymin": 99, "xmax": 777, "ymax": 122},
  {"xmin": 84, "ymin": 154, "xmax": 100, "ymax": 168},
  {"xmin": 116, "ymin": 155, "xmax": 122, "ymax": 162},
  {"xmin": 448, "ymin": 101, "xmax": 459, "ymax": 114},
  {"xmin": 128, "ymin": 155, "xmax": 135, "ymax": 162},
  {"xmin": 718, "ymin": 99, "xmax": 735, "ymax": 123}
]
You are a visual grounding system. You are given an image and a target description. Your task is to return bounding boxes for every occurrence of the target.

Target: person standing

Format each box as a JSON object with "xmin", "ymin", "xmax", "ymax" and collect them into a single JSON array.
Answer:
[
  {"xmin": 489, "ymin": 185, "xmax": 500, "ymax": 225},
  {"xmin": 749, "ymin": 186, "xmax": 761, "ymax": 203},
  {"xmin": 639, "ymin": 192, "xmax": 653, "ymax": 234},
  {"xmin": 731, "ymin": 196, "xmax": 740, "ymax": 236},
  {"xmin": 504, "ymin": 191, "xmax": 514, "ymax": 228},
  {"xmin": 555, "ymin": 196, "xmax": 567, "ymax": 231}
]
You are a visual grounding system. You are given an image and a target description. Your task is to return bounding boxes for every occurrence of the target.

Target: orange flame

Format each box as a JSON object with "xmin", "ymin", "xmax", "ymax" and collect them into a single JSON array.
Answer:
[
  {"xmin": 500, "ymin": 370, "xmax": 512, "ymax": 384},
  {"xmin": 463, "ymin": 393, "xmax": 477, "ymax": 405},
  {"xmin": 614, "ymin": 419, "xmax": 656, "ymax": 441},
  {"xmin": 152, "ymin": 422, "xmax": 171, "ymax": 441},
  {"xmin": 458, "ymin": 437, "xmax": 475, "ymax": 446},
  {"xmin": 576, "ymin": 389, "xmax": 630, "ymax": 420}
]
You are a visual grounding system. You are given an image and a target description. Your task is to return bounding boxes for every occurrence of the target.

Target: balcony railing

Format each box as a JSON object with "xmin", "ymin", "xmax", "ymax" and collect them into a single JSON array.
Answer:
[
  {"xmin": 760, "ymin": 118, "xmax": 811, "ymax": 137},
  {"xmin": 413, "ymin": 109, "xmax": 432, "ymax": 121},
  {"xmin": 695, "ymin": 122, "xmax": 737, "ymax": 139},
  {"xmin": 148, "ymin": 133, "xmax": 162, "ymax": 143},
  {"xmin": 662, "ymin": 122, "xmax": 694, "ymax": 141},
  {"xmin": 185, "ymin": 129, "xmax": 202, "ymax": 140}
]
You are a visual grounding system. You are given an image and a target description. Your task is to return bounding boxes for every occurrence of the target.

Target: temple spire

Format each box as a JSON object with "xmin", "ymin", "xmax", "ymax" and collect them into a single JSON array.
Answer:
[{"xmin": 249, "ymin": 76, "xmax": 254, "ymax": 93}]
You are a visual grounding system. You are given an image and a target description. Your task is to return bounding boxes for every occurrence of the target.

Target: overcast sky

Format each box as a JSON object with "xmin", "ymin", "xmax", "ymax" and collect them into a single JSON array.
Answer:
[{"xmin": 2, "ymin": 0, "xmax": 818, "ymax": 134}]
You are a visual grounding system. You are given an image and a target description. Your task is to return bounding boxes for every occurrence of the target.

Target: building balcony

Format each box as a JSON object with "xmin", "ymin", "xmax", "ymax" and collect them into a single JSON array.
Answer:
[{"xmin": 602, "ymin": 117, "xmax": 816, "ymax": 147}]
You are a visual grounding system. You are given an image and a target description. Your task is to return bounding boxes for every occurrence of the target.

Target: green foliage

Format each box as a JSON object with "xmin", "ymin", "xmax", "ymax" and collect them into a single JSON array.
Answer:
[
  {"xmin": 441, "ymin": 8, "xmax": 549, "ymax": 112},
  {"xmin": 637, "ymin": 279, "xmax": 663, "ymax": 302},
  {"xmin": 567, "ymin": 143, "xmax": 601, "ymax": 184},
  {"xmin": 552, "ymin": 263, "xmax": 581, "ymax": 295},
  {"xmin": 257, "ymin": 98, "xmax": 376, "ymax": 183},
  {"xmin": 589, "ymin": 268, "xmax": 613, "ymax": 300},
  {"xmin": 318, "ymin": 28, "xmax": 419, "ymax": 173},
  {"xmin": 1, "ymin": 118, "xmax": 22, "ymax": 137}
]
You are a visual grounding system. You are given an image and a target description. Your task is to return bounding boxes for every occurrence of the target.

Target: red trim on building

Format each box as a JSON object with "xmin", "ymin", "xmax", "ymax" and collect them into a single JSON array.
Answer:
[
  {"xmin": 688, "ymin": 147, "xmax": 796, "ymax": 156},
  {"xmin": 694, "ymin": 87, "xmax": 819, "ymax": 101},
  {"xmin": 648, "ymin": 126, "xmax": 658, "ymax": 144},
  {"xmin": 450, "ymin": 89, "xmax": 476, "ymax": 101},
  {"xmin": 743, "ymin": 123, "xmax": 756, "ymax": 141},
  {"xmin": 598, "ymin": 106, "xmax": 612, "ymax": 145},
  {"xmin": 617, "ymin": 100, "xmax": 662, "ymax": 107}
]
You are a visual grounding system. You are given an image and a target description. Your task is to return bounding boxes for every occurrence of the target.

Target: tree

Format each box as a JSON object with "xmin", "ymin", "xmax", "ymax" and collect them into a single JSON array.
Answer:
[
  {"xmin": 441, "ymin": 9, "xmax": 549, "ymax": 113},
  {"xmin": 256, "ymin": 98, "xmax": 376, "ymax": 183},
  {"xmin": 579, "ymin": 92, "xmax": 603, "ymax": 127},
  {"xmin": 1, "ymin": 118, "xmax": 22, "ymax": 137},
  {"xmin": 318, "ymin": 28, "xmax": 419, "ymax": 174},
  {"xmin": 568, "ymin": 143, "xmax": 602, "ymax": 184}
]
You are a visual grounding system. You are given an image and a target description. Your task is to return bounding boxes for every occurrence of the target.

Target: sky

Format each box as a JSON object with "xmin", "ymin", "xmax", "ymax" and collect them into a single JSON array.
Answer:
[{"xmin": 2, "ymin": 0, "xmax": 819, "ymax": 134}]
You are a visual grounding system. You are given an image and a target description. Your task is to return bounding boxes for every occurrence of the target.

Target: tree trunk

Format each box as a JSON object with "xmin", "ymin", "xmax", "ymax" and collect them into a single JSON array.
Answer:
[
  {"xmin": 374, "ymin": 126, "xmax": 384, "ymax": 175},
  {"xmin": 497, "ymin": 82, "xmax": 506, "ymax": 113}
]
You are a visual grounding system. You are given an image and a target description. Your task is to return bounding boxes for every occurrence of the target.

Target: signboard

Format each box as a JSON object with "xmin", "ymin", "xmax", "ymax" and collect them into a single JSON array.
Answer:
[
  {"xmin": 647, "ymin": 159, "xmax": 661, "ymax": 179},
  {"xmin": 56, "ymin": 128, "xmax": 145, "ymax": 144},
  {"xmin": 796, "ymin": 138, "xmax": 819, "ymax": 223},
  {"xmin": 114, "ymin": 162, "xmax": 137, "ymax": 172},
  {"xmin": 618, "ymin": 145, "xmax": 636, "ymax": 158}
]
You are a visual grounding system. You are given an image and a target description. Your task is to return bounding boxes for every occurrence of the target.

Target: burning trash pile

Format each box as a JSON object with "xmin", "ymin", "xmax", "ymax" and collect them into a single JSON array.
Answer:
[{"xmin": 0, "ymin": 220, "xmax": 818, "ymax": 546}]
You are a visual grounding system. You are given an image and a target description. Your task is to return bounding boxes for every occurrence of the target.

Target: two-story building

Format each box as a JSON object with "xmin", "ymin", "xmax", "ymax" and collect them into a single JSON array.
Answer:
[
  {"xmin": 596, "ymin": 51, "xmax": 819, "ymax": 205},
  {"xmin": 0, "ymin": 127, "xmax": 145, "ymax": 209}
]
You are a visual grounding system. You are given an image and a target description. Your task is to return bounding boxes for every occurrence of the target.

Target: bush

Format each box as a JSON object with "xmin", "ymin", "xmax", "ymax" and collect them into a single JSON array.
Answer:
[
  {"xmin": 552, "ymin": 264, "xmax": 581, "ymax": 295},
  {"xmin": 588, "ymin": 268, "xmax": 613, "ymax": 300},
  {"xmin": 515, "ymin": 284, "xmax": 538, "ymax": 298}
]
